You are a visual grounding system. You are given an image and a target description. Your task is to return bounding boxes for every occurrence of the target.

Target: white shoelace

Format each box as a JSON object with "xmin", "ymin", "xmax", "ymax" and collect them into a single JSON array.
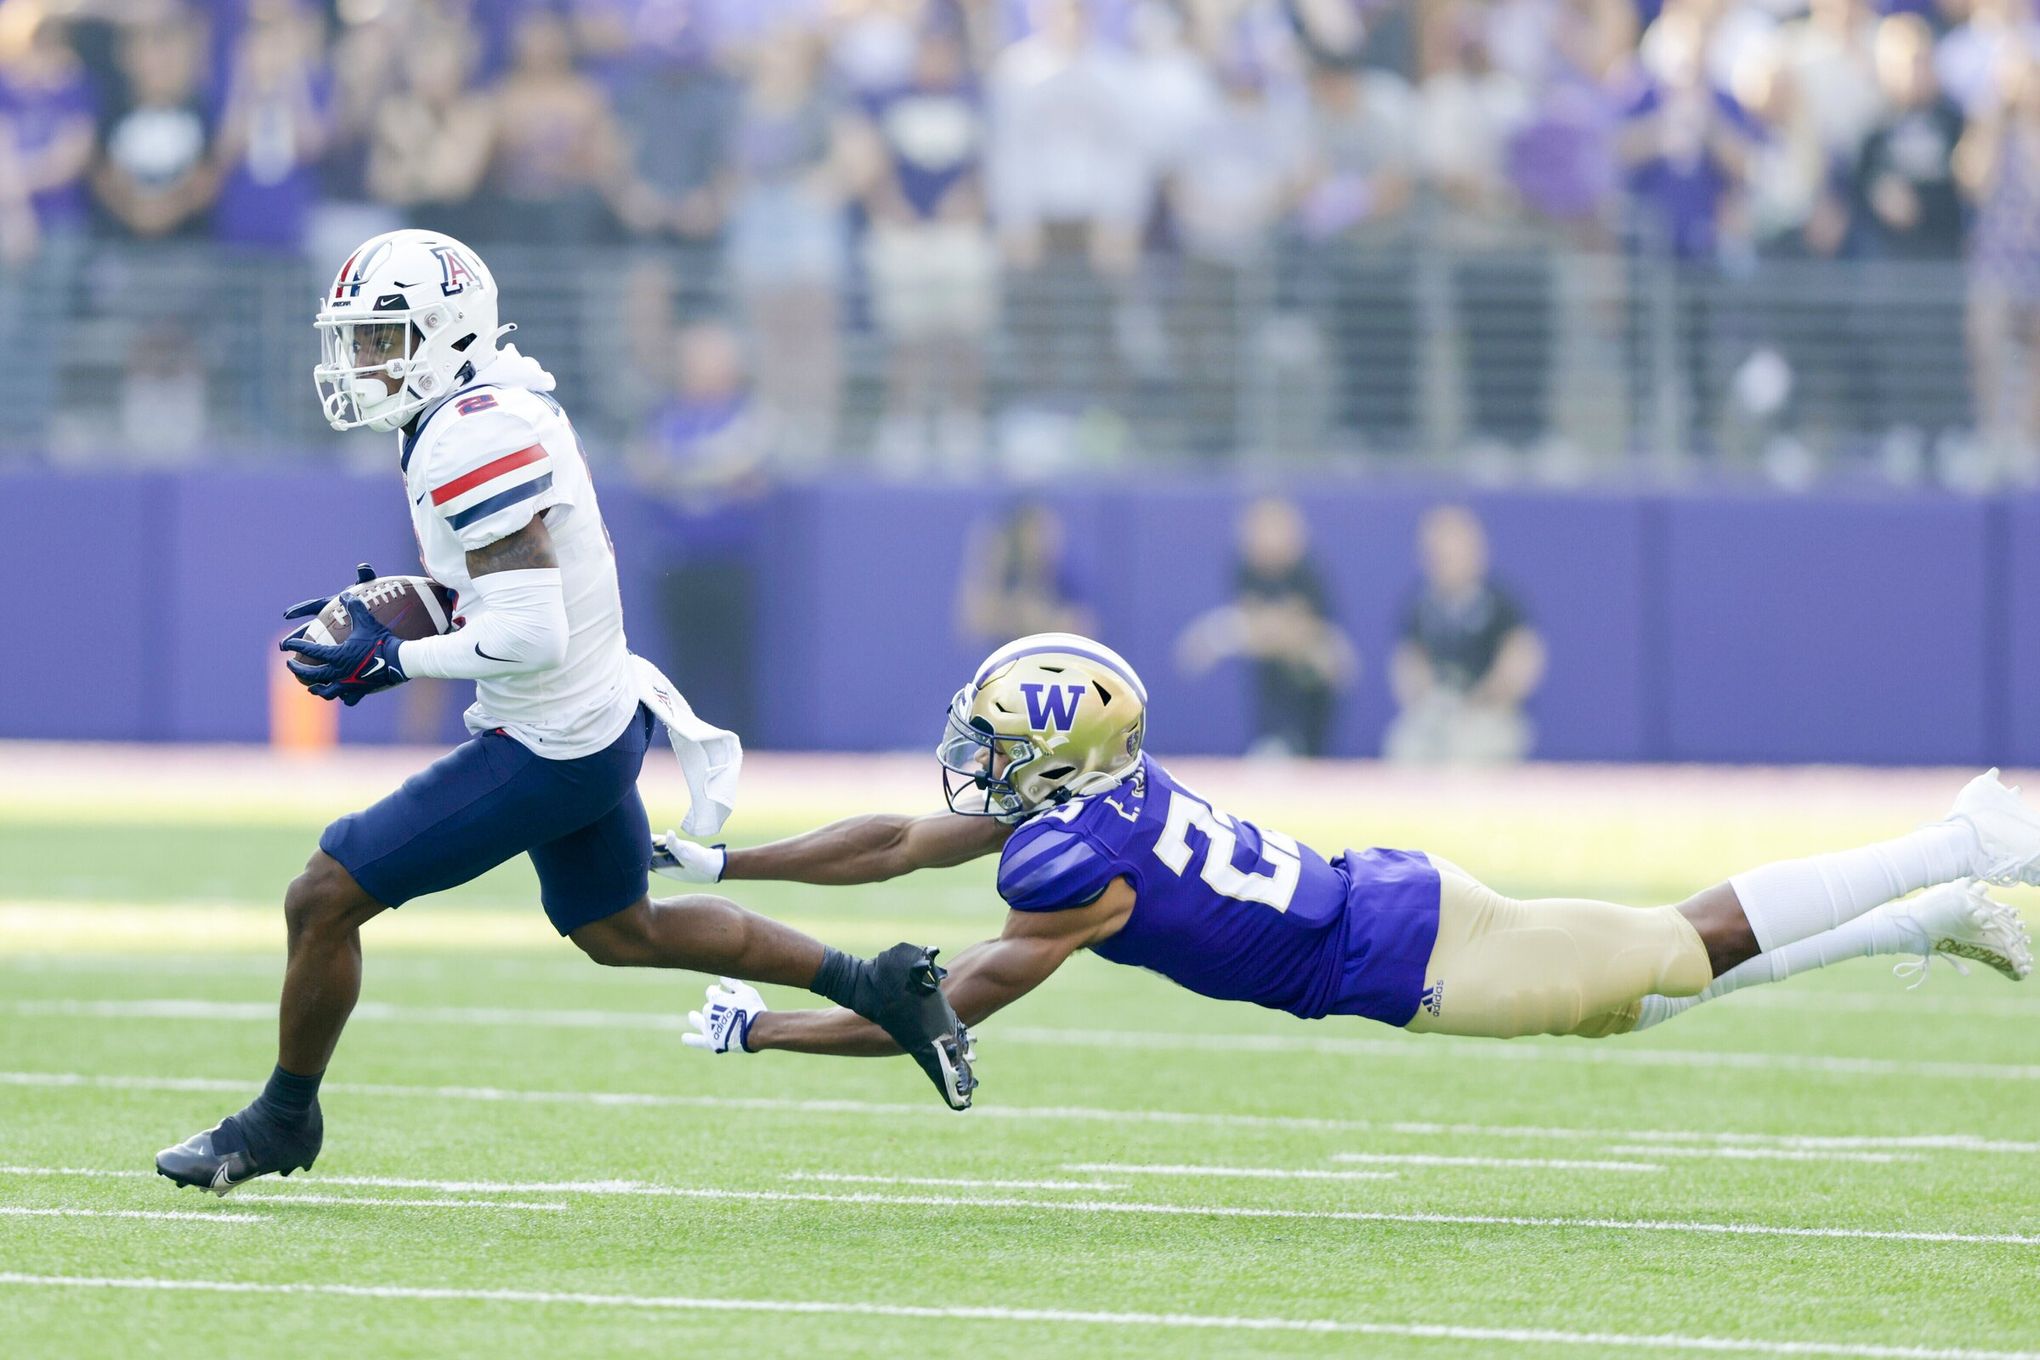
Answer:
[{"xmin": 1891, "ymin": 951, "xmax": 1972, "ymax": 990}]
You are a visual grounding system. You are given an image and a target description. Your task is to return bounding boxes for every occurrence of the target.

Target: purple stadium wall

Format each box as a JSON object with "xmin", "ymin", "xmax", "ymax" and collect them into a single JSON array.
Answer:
[{"xmin": 2, "ymin": 470, "xmax": 2025, "ymax": 766}]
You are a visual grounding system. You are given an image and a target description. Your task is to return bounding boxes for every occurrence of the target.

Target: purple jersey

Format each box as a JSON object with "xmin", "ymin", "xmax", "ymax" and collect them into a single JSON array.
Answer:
[{"xmin": 998, "ymin": 755, "xmax": 1440, "ymax": 1025}]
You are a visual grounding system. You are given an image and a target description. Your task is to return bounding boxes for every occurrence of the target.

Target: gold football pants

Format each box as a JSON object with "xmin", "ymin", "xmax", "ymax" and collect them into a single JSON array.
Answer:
[{"xmin": 1405, "ymin": 857, "xmax": 1714, "ymax": 1038}]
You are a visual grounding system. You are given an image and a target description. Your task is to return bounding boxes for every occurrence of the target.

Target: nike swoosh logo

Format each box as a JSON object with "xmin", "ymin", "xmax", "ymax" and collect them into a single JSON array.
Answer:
[
  {"xmin": 413, "ymin": 491, "xmax": 426, "ymax": 504},
  {"xmin": 475, "ymin": 645, "xmax": 515, "ymax": 662},
  {"xmin": 362, "ymin": 658, "xmax": 386, "ymax": 678}
]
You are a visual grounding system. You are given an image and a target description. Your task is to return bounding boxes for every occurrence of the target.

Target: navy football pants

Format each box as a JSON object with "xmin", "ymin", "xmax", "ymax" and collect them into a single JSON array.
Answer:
[{"xmin": 320, "ymin": 705, "xmax": 654, "ymax": 935}]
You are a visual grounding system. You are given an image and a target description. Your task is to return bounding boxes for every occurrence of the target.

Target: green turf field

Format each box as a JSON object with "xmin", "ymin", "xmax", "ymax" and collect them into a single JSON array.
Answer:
[{"xmin": 2, "ymin": 758, "xmax": 2037, "ymax": 1359}]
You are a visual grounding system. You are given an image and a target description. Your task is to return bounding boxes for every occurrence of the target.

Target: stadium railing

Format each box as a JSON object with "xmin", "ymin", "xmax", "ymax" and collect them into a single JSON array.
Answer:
[{"xmin": 0, "ymin": 234, "xmax": 1994, "ymax": 479}]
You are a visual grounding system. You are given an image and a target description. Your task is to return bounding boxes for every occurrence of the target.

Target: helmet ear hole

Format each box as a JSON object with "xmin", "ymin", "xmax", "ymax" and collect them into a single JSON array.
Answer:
[
  {"xmin": 450, "ymin": 332, "xmax": 477, "ymax": 352},
  {"xmin": 1040, "ymin": 765, "xmax": 1075, "ymax": 780}
]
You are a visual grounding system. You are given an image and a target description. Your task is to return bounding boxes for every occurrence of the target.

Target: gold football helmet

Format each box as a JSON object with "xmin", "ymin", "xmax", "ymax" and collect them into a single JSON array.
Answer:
[{"xmin": 940, "ymin": 633, "xmax": 1148, "ymax": 822}]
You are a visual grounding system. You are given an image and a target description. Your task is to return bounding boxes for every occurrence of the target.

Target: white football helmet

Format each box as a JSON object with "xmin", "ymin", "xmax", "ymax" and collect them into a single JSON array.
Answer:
[{"xmin": 313, "ymin": 228, "xmax": 506, "ymax": 433}]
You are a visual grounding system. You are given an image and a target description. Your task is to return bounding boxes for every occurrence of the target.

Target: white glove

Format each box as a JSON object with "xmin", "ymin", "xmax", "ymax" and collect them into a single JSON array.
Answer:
[
  {"xmin": 685, "ymin": 977, "xmax": 766, "ymax": 1053},
  {"xmin": 652, "ymin": 829, "xmax": 726, "ymax": 884}
]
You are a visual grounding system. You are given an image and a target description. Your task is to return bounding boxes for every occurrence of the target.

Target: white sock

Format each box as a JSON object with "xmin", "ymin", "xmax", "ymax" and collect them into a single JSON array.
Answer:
[
  {"xmin": 1633, "ymin": 901, "xmax": 1932, "ymax": 1031},
  {"xmin": 1728, "ymin": 823, "xmax": 1974, "ymax": 953}
]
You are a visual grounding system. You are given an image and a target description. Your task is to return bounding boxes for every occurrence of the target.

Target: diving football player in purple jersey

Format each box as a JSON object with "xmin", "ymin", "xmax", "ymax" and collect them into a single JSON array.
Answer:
[{"xmin": 658, "ymin": 633, "xmax": 2030, "ymax": 1064}]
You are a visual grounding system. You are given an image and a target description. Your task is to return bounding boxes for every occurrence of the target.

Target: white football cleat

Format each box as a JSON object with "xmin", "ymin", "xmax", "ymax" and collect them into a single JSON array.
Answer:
[
  {"xmin": 1939, "ymin": 768, "xmax": 2040, "ymax": 887},
  {"xmin": 1891, "ymin": 880, "xmax": 2033, "ymax": 984}
]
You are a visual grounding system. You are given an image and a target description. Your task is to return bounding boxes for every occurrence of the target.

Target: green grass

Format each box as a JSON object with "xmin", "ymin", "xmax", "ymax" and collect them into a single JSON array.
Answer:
[{"xmin": 2, "ymin": 783, "xmax": 2038, "ymax": 1359}]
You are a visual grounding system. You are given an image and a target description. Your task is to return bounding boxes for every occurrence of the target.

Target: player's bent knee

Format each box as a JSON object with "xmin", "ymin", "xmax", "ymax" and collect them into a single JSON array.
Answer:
[
  {"xmin": 569, "ymin": 898, "xmax": 657, "ymax": 967},
  {"xmin": 283, "ymin": 852, "xmax": 380, "ymax": 942},
  {"xmin": 1673, "ymin": 882, "xmax": 1760, "ymax": 977}
]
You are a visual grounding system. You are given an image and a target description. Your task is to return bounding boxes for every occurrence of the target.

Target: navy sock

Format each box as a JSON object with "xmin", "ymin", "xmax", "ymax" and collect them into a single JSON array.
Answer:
[
  {"xmin": 253, "ymin": 1064, "xmax": 323, "ymax": 1122},
  {"xmin": 811, "ymin": 947, "xmax": 862, "ymax": 1010}
]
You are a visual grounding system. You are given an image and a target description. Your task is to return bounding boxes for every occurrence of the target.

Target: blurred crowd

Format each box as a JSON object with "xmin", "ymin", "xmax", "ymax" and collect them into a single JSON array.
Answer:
[
  {"xmin": 960, "ymin": 496, "xmax": 1544, "ymax": 761},
  {"xmin": 10, "ymin": 0, "xmax": 2040, "ymax": 477}
]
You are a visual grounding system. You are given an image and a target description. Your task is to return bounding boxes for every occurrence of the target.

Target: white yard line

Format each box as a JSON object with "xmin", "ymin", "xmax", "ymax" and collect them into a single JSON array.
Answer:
[
  {"xmin": 0, "ymin": 1169, "xmax": 567, "ymax": 1211},
  {"xmin": 1387, "ymin": 1123, "xmax": 2040, "ymax": 1154},
  {"xmin": 0, "ymin": 1207, "xmax": 265, "ymax": 1224},
  {"xmin": 0, "ymin": 1164, "xmax": 2019, "ymax": 1246},
  {"xmin": 4, "ymin": 1164, "xmax": 1123, "ymax": 1200},
  {"xmin": 1063, "ymin": 1163, "xmax": 1405, "ymax": 1182},
  {"xmin": 1603, "ymin": 1145, "xmax": 1918, "ymax": 1165},
  {"xmin": 783, "ymin": 1173, "xmax": 1128, "ymax": 1191},
  {"xmin": 416, "ymin": 1186, "xmax": 2040, "ymax": 1246},
  {"xmin": 1711, "ymin": 989, "xmax": 2038, "ymax": 1020},
  {"xmin": 0, "ymin": 1273, "xmax": 2031, "ymax": 1359},
  {"xmin": 8, "ymin": 999, "xmax": 684, "ymax": 1029},
  {"xmin": 1324, "ymin": 1153, "xmax": 1663, "ymax": 1172},
  {"xmin": 12, "ymin": 953, "xmax": 2028, "ymax": 1018},
  {"xmin": 1000, "ymin": 1026, "xmax": 2040, "ymax": 1082},
  {"xmin": 14, "ymin": 999, "xmax": 2035, "ymax": 1082},
  {"xmin": 224, "ymin": 1193, "xmax": 568, "ymax": 1212},
  {"xmin": 5, "ymin": 1073, "xmax": 2029, "ymax": 1157}
]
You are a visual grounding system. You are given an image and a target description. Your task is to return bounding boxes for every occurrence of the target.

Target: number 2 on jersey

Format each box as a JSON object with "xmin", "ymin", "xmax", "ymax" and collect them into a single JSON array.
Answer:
[{"xmin": 1153, "ymin": 787, "xmax": 1301, "ymax": 911}]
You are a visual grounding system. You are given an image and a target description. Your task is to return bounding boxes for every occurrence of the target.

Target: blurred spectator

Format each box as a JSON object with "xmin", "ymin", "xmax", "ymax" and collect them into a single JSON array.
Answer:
[
  {"xmin": 1177, "ymin": 497, "xmax": 1357, "ymax": 758},
  {"xmin": 1164, "ymin": 52, "xmax": 1306, "ymax": 456},
  {"xmin": 1385, "ymin": 504, "xmax": 1544, "ymax": 765},
  {"xmin": 630, "ymin": 318, "xmax": 767, "ymax": 501},
  {"xmin": 727, "ymin": 28, "xmax": 851, "ymax": 469},
  {"xmin": 0, "ymin": 6, "xmax": 90, "ymax": 447},
  {"xmin": 633, "ymin": 320, "xmax": 768, "ymax": 741},
  {"xmin": 1729, "ymin": 38, "xmax": 1857, "ymax": 468},
  {"xmin": 955, "ymin": 499, "xmax": 1093, "ymax": 647},
  {"xmin": 1618, "ymin": 6, "xmax": 1761, "ymax": 262},
  {"xmin": 1417, "ymin": 1, "xmax": 1556, "ymax": 454},
  {"xmin": 1734, "ymin": 42, "xmax": 1841, "ymax": 259},
  {"xmin": 831, "ymin": 0, "xmax": 928, "ymax": 95},
  {"xmin": 1776, "ymin": 0, "xmax": 1881, "ymax": 164},
  {"xmin": 609, "ymin": 16, "xmax": 737, "ymax": 247},
  {"xmin": 1419, "ymin": 3, "xmax": 1529, "ymax": 228},
  {"xmin": 1496, "ymin": 0, "xmax": 1627, "ymax": 237},
  {"xmin": 119, "ymin": 322, "xmax": 206, "ymax": 462},
  {"xmin": 1618, "ymin": 5, "xmax": 1762, "ymax": 452},
  {"xmin": 1298, "ymin": 59, "xmax": 1417, "ymax": 451},
  {"xmin": 479, "ymin": 11, "xmax": 623, "ymax": 246},
  {"xmin": 1852, "ymin": 16, "xmax": 1967, "ymax": 263},
  {"xmin": 988, "ymin": 0, "xmax": 1147, "ymax": 435},
  {"xmin": 317, "ymin": 5, "xmax": 405, "ymax": 256},
  {"xmin": 0, "ymin": 121, "xmax": 40, "ymax": 269},
  {"xmin": 211, "ymin": 1, "xmax": 328, "ymax": 253},
  {"xmin": 1852, "ymin": 13, "xmax": 1969, "ymax": 460},
  {"xmin": 366, "ymin": 22, "xmax": 494, "ymax": 240},
  {"xmin": 852, "ymin": 19, "xmax": 995, "ymax": 472},
  {"xmin": 1938, "ymin": 0, "xmax": 2040, "ymax": 120},
  {"xmin": 0, "ymin": 6, "xmax": 93, "ymax": 243},
  {"xmin": 1959, "ymin": 51, "xmax": 2040, "ymax": 476},
  {"xmin": 93, "ymin": 17, "xmax": 217, "ymax": 240},
  {"xmin": 1288, "ymin": 0, "xmax": 1417, "ymax": 74}
]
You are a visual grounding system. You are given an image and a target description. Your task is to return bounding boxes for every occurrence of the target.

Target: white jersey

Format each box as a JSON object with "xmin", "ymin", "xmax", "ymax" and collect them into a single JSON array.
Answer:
[{"xmin": 399, "ymin": 348, "xmax": 638, "ymax": 759}]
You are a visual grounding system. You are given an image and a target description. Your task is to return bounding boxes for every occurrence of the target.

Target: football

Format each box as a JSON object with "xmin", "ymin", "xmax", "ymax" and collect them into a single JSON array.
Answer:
[{"xmin": 293, "ymin": 575, "xmax": 457, "ymax": 683}]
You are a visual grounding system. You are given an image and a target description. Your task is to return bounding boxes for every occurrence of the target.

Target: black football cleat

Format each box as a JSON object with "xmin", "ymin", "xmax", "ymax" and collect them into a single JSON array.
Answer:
[
  {"xmin": 155, "ymin": 1105, "xmax": 322, "ymax": 1196},
  {"xmin": 859, "ymin": 943, "xmax": 978, "ymax": 1111}
]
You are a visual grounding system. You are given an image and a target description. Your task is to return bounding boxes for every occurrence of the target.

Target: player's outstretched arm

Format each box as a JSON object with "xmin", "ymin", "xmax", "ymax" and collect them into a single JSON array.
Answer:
[
  {"xmin": 741, "ymin": 886, "xmax": 1124, "ymax": 1057},
  {"xmin": 717, "ymin": 811, "xmax": 1012, "ymax": 886}
]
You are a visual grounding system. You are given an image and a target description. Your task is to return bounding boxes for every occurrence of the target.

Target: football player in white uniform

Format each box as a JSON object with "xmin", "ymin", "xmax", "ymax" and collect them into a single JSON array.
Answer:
[{"xmin": 158, "ymin": 230, "xmax": 973, "ymax": 1196}]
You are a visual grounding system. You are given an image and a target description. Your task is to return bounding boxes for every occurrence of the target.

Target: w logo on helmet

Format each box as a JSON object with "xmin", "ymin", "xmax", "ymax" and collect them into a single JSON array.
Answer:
[
  {"xmin": 1021, "ymin": 682, "xmax": 1086, "ymax": 731},
  {"xmin": 432, "ymin": 244, "xmax": 480, "ymax": 296}
]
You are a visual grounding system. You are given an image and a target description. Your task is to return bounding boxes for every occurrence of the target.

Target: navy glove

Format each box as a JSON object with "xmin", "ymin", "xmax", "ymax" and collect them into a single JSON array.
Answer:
[
  {"xmin": 281, "ymin": 595, "xmax": 408, "ymax": 706},
  {"xmin": 282, "ymin": 563, "xmax": 379, "ymax": 643}
]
